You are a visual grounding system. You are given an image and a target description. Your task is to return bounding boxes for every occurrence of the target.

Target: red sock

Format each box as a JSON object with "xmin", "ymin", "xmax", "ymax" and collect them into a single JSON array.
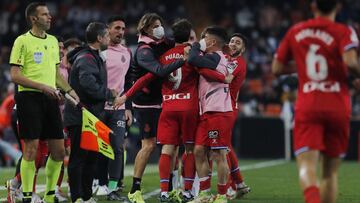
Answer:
[
  {"xmin": 227, "ymin": 148, "xmax": 243, "ymax": 184},
  {"xmin": 217, "ymin": 183, "xmax": 228, "ymax": 195},
  {"xmin": 304, "ymin": 186, "xmax": 320, "ymax": 203},
  {"xmin": 183, "ymin": 153, "xmax": 195, "ymax": 191},
  {"xmin": 15, "ymin": 173, "xmax": 21, "ymax": 182},
  {"xmin": 199, "ymin": 176, "xmax": 211, "ymax": 191},
  {"xmin": 159, "ymin": 154, "xmax": 172, "ymax": 192},
  {"xmin": 230, "ymin": 180, "xmax": 236, "ymax": 190},
  {"xmin": 57, "ymin": 164, "xmax": 65, "ymax": 187}
]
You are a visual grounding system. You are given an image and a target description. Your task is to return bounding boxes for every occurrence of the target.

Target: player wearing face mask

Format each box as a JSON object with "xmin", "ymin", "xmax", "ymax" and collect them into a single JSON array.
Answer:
[{"xmin": 127, "ymin": 13, "xmax": 186, "ymax": 203}]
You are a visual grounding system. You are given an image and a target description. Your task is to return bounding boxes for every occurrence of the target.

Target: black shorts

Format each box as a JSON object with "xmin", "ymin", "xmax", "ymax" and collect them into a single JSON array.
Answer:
[
  {"xmin": 134, "ymin": 108, "xmax": 161, "ymax": 139},
  {"xmin": 15, "ymin": 91, "xmax": 64, "ymax": 140}
]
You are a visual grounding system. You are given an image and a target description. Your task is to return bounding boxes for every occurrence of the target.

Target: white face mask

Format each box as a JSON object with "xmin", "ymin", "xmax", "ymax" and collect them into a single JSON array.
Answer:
[
  {"xmin": 199, "ymin": 38, "xmax": 207, "ymax": 52},
  {"xmin": 153, "ymin": 26, "xmax": 165, "ymax": 39}
]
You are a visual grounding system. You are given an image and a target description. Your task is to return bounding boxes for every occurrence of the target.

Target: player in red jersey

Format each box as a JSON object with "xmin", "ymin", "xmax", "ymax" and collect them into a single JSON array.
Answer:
[
  {"xmin": 225, "ymin": 33, "xmax": 250, "ymax": 199},
  {"xmin": 272, "ymin": 0, "xmax": 360, "ymax": 203},
  {"xmin": 195, "ymin": 33, "xmax": 251, "ymax": 200},
  {"xmin": 114, "ymin": 20, "xmax": 233, "ymax": 202}
]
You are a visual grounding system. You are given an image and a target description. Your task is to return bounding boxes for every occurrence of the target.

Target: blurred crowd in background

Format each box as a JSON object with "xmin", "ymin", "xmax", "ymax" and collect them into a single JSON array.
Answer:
[{"xmin": 0, "ymin": 0, "xmax": 360, "ymax": 166}]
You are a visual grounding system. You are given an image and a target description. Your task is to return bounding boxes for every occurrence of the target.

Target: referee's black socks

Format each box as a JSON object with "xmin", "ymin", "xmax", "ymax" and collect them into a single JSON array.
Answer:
[
  {"xmin": 22, "ymin": 192, "xmax": 32, "ymax": 203},
  {"xmin": 130, "ymin": 177, "xmax": 142, "ymax": 194}
]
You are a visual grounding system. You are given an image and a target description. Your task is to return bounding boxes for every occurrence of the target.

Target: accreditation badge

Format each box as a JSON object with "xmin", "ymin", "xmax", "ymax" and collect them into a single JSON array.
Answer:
[{"xmin": 33, "ymin": 52, "xmax": 43, "ymax": 64}]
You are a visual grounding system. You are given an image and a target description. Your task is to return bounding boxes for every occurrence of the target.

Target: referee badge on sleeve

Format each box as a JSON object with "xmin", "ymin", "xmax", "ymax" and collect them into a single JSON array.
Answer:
[{"xmin": 33, "ymin": 52, "xmax": 43, "ymax": 64}]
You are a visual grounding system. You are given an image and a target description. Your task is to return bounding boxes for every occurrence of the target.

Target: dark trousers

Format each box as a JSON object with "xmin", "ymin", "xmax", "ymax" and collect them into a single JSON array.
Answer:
[
  {"xmin": 96, "ymin": 153, "xmax": 108, "ymax": 186},
  {"xmin": 96, "ymin": 110, "xmax": 126, "ymax": 186},
  {"xmin": 67, "ymin": 125, "xmax": 98, "ymax": 202}
]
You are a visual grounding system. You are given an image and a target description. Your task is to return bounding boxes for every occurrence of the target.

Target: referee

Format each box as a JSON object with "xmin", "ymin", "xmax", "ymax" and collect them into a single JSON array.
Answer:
[{"xmin": 9, "ymin": 2, "xmax": 79, "ymax": 203}]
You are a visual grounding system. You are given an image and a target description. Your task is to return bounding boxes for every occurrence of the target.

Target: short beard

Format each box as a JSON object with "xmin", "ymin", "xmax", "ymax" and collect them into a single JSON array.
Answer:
[{"xmin": 231, "ymin": 50, "xmax": 241, "ymax": 57}]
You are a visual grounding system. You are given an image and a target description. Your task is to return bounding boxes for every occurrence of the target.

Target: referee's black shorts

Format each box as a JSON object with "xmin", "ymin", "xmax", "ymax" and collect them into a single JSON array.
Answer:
[{"xmin": 15, "ymin": 91, "xmax": 64, "ymax": 140}]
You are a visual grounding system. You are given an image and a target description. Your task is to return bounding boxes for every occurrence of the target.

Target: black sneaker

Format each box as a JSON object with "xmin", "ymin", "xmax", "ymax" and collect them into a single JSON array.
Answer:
[{"xmin": 107, "ymin": 191, "xmax": 126, "ymax": 201}]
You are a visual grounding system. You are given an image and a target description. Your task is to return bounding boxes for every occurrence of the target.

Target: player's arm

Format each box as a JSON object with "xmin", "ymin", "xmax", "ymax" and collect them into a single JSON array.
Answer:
[
  {"xmin": 10, "ymin": 65, "xmax": 58, "ymax": 96},
  {"xmin": 125, "ymin": 73, "xmax": 156, "ymax": 98},
  {"xmin": 137, "ymin": 47, "xmax": 185, "ymax": 77},
  {"xmin": 113, "ymin": 73, "xmax": 156, "ymax": 109},
  {"xmin": 56, "ymin": 65, "xmax": 79, "ymax": 102},
  {"xmin": 196, "ymin": 68, "xmax": 234, "ymax": 83},
  {"xmin": 187, "ymin": 42, "xmax": 220, "ymax": 69},
  {"xmin": 343, "ymin": 49, "xmax": 360, "ymax": 77},
  {"xmin": 272, "ymin": 29, "xmax": 296, "ymax": 76}
]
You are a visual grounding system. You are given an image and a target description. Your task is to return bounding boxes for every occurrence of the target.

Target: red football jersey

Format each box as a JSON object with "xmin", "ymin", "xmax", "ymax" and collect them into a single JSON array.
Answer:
[
  {"xmin": 159, "ymin": 44, "xmax": 199, "ymax": 111},
  {"xmin": 275, "ymin": 17, "xmax": 359, "ymax": 113},
  {"xmin": 226, "ymin": 55, "xmax": 247, "ymax": 109}
]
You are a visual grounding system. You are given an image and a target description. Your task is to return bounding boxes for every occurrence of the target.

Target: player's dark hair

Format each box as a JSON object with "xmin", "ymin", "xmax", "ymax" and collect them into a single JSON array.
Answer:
[
  {"xmin": 315, "ymin": 0, "xmax": 338, "ymax": 14},
  {"xmin": 231, "ymin": 33, "xmax": 248, "ymax": 48},
  {"xmin": 171, "ymin": 19, "xmax": 192, "ymax": 43},
  {"xmin": 204, "ymin": 26, "xmax": 228, "ymax": 47},
  {"xmin": 137, "ymin": 13, "xmax": 164, "ymax": 35},
  {"xmin": 85, "ymin": 22, "xmax": 108, "ymax": 44},
  {"xmin": 107, "ymin": 15, "xmax": 126, "ymax": 26},
  {"xmin": 25, "ymin": 2, "xmax": 46, "ymax": 27},
  {"xmin": 64, "ymin": 38, "xmax": 82, "ymax": 49}
]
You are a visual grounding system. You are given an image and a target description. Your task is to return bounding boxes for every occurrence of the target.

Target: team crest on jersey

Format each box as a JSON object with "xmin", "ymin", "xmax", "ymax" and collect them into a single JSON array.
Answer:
[
  {"xmin": 208, "ymin": 130, "xmax": 219, "ymax": 139},
  {"xmin": 226, "ymin": 61, "xmax": 238, "ymax": 74},
  {"xmin": 121, "ymin": 55, "xmax": 126, "ymax": 63},
  {"xmin": 33, "ymin": 52, "xmax": 43, "ymax": 64}
]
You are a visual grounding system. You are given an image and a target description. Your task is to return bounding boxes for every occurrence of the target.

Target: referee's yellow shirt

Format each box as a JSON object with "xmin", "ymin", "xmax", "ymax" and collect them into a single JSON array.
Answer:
[{"xmin": 9, "ymin": 31, "xmax": 60, "ymax": 92}]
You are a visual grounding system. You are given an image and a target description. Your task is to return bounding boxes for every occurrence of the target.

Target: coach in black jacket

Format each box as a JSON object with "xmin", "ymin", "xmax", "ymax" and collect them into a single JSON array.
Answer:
[{"xmin": 64, "ymin": 22, "xmax": 113, "ymax": 203}]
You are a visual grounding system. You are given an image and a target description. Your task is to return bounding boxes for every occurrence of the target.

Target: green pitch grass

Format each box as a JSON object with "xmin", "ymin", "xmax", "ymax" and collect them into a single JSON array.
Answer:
[{"xmin": 1, "ymin": 160, "xmax": 359, "ymax": 202}]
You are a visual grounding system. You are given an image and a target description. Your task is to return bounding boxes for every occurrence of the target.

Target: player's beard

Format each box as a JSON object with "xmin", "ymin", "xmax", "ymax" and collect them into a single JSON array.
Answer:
[
  {"xmin": 111, "ymin": 35, "xmax": 122, "ymax": 45},
  {"xmin": 231, "ymin": 50, "xmax": 241, "ymax": 57}
]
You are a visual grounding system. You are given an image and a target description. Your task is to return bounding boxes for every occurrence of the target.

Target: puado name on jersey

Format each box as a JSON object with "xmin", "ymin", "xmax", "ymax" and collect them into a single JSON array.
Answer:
[{"xmin": 165, "ymin": 53, "xmax": 184, "ymax": 61}]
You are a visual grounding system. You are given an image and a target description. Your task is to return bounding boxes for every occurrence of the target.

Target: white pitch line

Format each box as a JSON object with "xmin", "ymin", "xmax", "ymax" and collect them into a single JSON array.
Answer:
[
  {"xmin": 142, "ymin": 159, "xmax": 287, "ymax": 200},
  {"xmin": 0, "ymin": 159, "xmax": 287, "ymax": 201}
]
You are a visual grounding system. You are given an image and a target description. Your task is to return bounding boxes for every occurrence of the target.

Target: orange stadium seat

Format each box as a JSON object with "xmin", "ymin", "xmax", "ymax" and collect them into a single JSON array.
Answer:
[
  {"xmin": 247, "ymin": 79, "xmax": 263, "ymax": 95},
  {"xmin": 264, "ymin": 103, "xmax": 282, "ymax": 116}
]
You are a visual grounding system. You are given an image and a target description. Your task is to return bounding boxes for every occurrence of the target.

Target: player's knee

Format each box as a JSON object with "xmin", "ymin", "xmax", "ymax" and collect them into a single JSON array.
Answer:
[
  {"xmin": 143, "ymin": 141, "xmax": 156, "ymax": 153},
  {"xmin": 23, "ymin": 148, "xmax": 37, "ymax": 161},
  {"xmin": 194, "ymin": 146, "xmax": 206, "ymax": 159},
  {"xmin": 210, "ymin": 151, "xmax": 221, "ymax": 161},
  {"xmin": 322, "ymin": 168, "xmax": 338, "ymax": 179},
  {"xmin": 50, "ymin": 149, "xmax": 65, "ymax": 161},
  {"xmin": 210, "ymin": 150, "xmax": 226, "ymax": 162}
]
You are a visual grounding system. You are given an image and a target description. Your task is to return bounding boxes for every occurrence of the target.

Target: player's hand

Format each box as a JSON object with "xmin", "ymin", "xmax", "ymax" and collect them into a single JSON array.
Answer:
[
  {"xmin": 125, "ymin": 109, "xmax": 133, "ymax": 127},
  {"xmin": 110, "ymin": 89, "xmax": 119, "ymax": 98},
  {"xmin": 68, "ymin": 89, "xmax": 80, "ymax": 103},
  {"xmin": 40, "ymin": 84, "xmax": 62, "ymax": 100},
  {"xmin": 224, "ymin": 74, "xmax": 234, "ymax": 84},
  {"xmin": 353, "ymin": 78, "xmax": 360, "ymax": 91},
  {"xmin": 113, "ymin": 95, "xmax": 127, "ymax": 110}
]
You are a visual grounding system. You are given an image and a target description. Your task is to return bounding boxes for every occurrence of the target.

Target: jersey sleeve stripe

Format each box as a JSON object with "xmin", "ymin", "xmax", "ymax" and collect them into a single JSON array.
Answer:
[{"xmin": 344, "ymin": 42, "xmax": 359, "ymax": 51}]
